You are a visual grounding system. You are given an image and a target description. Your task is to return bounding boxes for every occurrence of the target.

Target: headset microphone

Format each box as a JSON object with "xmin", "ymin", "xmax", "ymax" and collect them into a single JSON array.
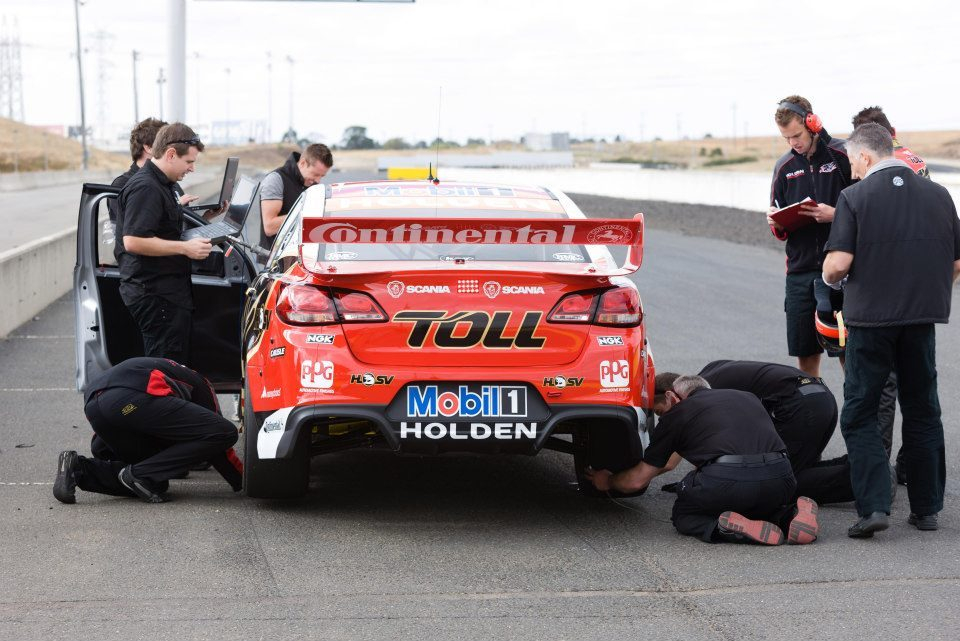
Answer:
[{"xmin": 779, "ymin": 101, "xmax": 823, "ymax": 134}]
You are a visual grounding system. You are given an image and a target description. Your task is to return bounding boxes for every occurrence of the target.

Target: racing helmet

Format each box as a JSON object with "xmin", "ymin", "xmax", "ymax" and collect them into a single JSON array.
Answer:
[{"xmin": 814, "ymin": 309, "xmax": 847, "ymax": 354}]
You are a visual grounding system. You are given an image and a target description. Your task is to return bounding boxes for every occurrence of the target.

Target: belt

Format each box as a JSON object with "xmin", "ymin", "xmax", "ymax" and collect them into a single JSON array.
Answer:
[
  {"xmin": 797, "ymin": 376, "xmax": 827, "ymax": 396},
  {"xmin": 710, "ymin": 452, "xmax": 787, "ymax": 465}
]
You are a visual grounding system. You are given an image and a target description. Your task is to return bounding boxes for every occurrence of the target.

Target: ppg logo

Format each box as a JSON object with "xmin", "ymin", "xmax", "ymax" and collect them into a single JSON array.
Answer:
[
  {"xmin": 406, "ymin": 385, "xmax": 526, "ymax": 418},
  {"xmin": 301, "ymin": 359, "xmax": 334, "ymax": 389},
  {"xmin": 600, "ymin": 360, "xmax": 629, "ymax": 388}
]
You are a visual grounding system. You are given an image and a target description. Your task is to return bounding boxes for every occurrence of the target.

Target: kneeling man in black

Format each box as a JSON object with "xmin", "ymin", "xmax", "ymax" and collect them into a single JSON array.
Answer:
[
  {"xmin": 54, "ymin": 357, "xmax": 242, "ymax": 504},
  {"xmin": 587, "ymin": 375, "xmax": 819, "ymax": 545}
]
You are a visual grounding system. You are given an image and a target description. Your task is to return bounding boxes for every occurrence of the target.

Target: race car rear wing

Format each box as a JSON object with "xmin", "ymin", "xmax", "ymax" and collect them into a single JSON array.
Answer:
[{"xmin": 300, "ymin": 214, "xmax": 645, "ymax": 276}]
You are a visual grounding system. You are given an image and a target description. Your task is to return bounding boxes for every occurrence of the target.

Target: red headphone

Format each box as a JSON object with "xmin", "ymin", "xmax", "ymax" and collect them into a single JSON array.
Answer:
[{"xmin": 779, "ymin": 101, "xmax": 823, "ymax": 134}]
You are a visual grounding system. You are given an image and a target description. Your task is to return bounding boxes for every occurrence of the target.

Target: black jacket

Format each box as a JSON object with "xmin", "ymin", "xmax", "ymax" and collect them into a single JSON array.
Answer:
[
  {"xmin": 825, "ymin": 163, "xmax": 960, "ymax": 326},
  {"xmin": 259, "ymin": 152, "xmax": 307, "ymax": 249},
  {"xmin": 769, "ymin": 129, "xmax": 852, "ymax": 273}
]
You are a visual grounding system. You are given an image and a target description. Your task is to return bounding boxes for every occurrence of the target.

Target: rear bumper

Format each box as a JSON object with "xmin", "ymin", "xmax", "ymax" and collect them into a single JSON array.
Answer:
[{"xmin": 256, "ymin": 403, "xmax": 648, "ymax": 459}]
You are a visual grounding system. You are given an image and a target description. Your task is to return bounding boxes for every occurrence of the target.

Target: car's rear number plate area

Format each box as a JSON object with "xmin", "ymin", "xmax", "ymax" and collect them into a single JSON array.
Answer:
[{"xmin": 386, "ymin": 383, "xmax": 548, "ymax": 441}]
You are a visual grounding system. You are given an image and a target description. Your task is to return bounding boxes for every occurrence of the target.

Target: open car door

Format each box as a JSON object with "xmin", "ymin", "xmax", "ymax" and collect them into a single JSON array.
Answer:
[{"xmin": 74, "ymin": 183, "xmax": 258, "ymax": 392}]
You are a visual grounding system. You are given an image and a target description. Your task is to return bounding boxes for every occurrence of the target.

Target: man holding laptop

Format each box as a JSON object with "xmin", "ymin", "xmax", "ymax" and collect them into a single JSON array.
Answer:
[{"xmin": 116, "ymin": 123, "xmax": 214, "ymax": 365}]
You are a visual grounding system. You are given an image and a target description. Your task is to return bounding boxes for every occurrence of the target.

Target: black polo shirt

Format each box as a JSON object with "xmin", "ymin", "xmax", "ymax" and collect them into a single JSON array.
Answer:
[
  {"xmin": 698, "ymin": 360, "xmax": 804, "ymax": 408},
  {"xmin": 109, "ymin": 161, "xmax": 184, "ymax": 223},
  {"xmin": 769, "ymin": 129, "xmax": 853, "ymax": 273},
  {"xmin": 825, "ymin": 162, "xmax": 960, "ymax": 326},
  {"xmin": 643, "ymin": 388, "xmax": 786, "ymax": 468},
  {"xmin": 116, "ymin": 161, "xmax": 192, "ymax": 308}
]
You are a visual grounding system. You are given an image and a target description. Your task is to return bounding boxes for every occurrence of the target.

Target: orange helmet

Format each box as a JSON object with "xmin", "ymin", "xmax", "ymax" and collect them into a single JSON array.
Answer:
[{"xmin": 814, "ymin": 310, "xmax": 847, "ymax": 354}]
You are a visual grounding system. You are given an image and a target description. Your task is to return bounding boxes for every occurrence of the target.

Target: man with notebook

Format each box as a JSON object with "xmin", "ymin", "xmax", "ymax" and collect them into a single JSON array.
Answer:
[
  {"xmin": 766, "ymin": 95, "xmax": 852, "ymax": 378},
  {"xmin": 115, "ymin": 123, "xmax": 212, "ymax": 366}
]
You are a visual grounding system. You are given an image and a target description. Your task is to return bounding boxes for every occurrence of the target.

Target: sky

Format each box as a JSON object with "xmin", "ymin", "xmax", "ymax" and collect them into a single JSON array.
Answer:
[{"xmin": 4, "ymin": 0, "xmax": 960, "ymax": 148}]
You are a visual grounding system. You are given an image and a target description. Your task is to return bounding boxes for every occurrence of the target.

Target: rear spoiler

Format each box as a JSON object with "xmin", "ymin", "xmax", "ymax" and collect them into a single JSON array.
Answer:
[{"xmin": 301, "ymin": 214, "xmax": 645, "ymax": 274}]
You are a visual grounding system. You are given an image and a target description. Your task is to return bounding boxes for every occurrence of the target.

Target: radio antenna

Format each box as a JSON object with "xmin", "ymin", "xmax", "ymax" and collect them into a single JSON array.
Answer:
[{"xmin": 432, "ymin": 86, "xmax": 442, "ymax": 185}]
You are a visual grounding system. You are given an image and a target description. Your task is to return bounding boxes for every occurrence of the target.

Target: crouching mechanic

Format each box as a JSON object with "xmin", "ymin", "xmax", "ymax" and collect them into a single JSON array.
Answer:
[
  {"xmin": 586, "ymin": 375, "xmax": 819, "ymax": 545},
  {"xmin": 660, "ymin": 362, "xmax": 856, "ymax": 504},
  {"xmin": 53, "ymin": 357, "xmax": 243, "ymax": 504}
]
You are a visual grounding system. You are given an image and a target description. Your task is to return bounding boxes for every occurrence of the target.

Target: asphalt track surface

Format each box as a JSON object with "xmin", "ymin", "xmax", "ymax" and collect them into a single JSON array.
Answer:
[{"xmin": 1, "ymin": 195, "xmax": 960, "ymax": 640}]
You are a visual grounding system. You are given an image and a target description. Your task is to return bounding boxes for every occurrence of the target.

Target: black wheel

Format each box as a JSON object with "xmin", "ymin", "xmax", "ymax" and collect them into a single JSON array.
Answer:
[
  {"xmin": 242, "ymin": 385, "xmax": 310, "ymax": 498},
  {"xmin": 572, "ymin": 420, "xmax": 646, "ymax": 498}
]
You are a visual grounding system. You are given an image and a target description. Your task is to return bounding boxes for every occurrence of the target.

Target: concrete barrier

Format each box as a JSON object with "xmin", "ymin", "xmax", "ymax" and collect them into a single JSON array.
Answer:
[
  {"xmin": 0, "ymin": 225, "xmax": 75, "ymax": 337},
  {"xmin": 0, "ymin": 169, "xmax": 115, "ymax": 192}
]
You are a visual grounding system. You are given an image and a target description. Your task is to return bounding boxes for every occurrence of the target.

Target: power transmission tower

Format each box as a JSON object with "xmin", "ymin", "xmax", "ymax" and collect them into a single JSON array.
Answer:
[
  {"xmin": 132, "ymin": 50, "xmax": 140, "ymax": 123},
  {"xmin": 157, "ymin": 67, "xmax": 166, "ymax": 120},
  {"xmin": 89, "ymin": 30, "xmax": 115, "ymax": 143},
  {"xmin": 0, "ymin": 16, "xmax": 25, "ymax": 122}
]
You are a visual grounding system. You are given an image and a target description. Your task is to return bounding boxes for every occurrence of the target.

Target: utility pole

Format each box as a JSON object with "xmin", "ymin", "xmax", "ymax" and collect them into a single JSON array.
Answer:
[
  {"xmin": 266, "ymin": 51, "xmax": 272, "ymax": 142},
  {"xmin": 157, "ymin": 67, "xmax": 166, "ymax": 120},
  {"xmin": 132, "ymin": 50, "xmax": 140, "ymax": 122},
  {"xmin": 286, "ymin": 54, "xmax": 294, "ymax": 136},
  {"xmin": 166, "ymin": 0, "xmax": 185, "ymax": 121},
  {"xmin": 732, "ymin": 102, "xmax": 737, "ymax": 148},
  {"xmin": 73, "ymin": 0, "xmax": 89, "ymax": 170},
  {"xmin": 224, "ymin": 66, "xmax": 231, "ymax": 144},
  {"xmin": 192, "ymin": 51, "xmax": 200, "ymax": 126}
]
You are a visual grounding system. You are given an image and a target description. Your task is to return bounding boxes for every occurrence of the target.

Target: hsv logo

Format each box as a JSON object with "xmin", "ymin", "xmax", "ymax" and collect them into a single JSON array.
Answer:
[
  {"xmin": 597, "ymin": 336, "xmax": 625, "ymax": 346},
  {"xmin": 543, "ymin": 376, "xmax": 584, "ymax": 388},
  {"xmin": 600, "ymin": 360, "xmax": 630, "ymax": 388},
  {"xmin": 393, "ymin": 311, "xmax": 546, "ymax": 349},
  {"xmin": 587, "ymin": 224, "xmax": 632, "ymax": 244},
  {"xmin": 350, "ymin": 373, "xmax": 395, "ymax": 386},
  {"xmin": 387, "ymin": 281, "xmax": 405, "ymax": 298},
  {"xmin": 301, "ymin": 359, "xmax": 334, "ymax": 389}
]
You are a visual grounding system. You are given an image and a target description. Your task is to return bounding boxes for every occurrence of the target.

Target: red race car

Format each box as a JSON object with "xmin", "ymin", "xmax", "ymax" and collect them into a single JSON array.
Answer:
[{"xmin": 240, "ymin": 180, "xmax": 656, "ymax": 497}]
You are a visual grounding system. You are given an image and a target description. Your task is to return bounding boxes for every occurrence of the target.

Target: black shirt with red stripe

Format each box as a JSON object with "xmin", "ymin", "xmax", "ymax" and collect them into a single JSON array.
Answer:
[{"xmin": 769, "ymin": 129, "xmax": 853, "ymax": 274}]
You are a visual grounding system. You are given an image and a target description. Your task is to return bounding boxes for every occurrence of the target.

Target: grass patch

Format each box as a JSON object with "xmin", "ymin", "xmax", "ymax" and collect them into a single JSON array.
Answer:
[{"xmin": 702, "ymin": 155, "xmax": 758, "ymax": 167}]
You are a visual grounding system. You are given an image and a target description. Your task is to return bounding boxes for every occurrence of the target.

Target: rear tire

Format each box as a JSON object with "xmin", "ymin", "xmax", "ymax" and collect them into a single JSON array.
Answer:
[
  {"xmin": 242, "ymin": 386, "xmax": 310, "ymax": 499},
  {"xmin": 573, "ymin": 420, "xmax": 646, "ymax": 498}
]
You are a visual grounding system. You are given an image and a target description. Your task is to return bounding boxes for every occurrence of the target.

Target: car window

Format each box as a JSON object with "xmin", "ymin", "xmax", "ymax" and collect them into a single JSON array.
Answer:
[
  {"xmin": 268, "ymin": 195, "xmax": 305, "ymax": 271},
  {"xmin": 96, "ymin": 196, "xmax": 118, "ymax": 267}
]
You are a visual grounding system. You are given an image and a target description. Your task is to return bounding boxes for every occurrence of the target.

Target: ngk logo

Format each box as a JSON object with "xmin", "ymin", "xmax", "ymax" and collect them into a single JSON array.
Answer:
[
  {"xmin": 600, "ymin": 360, "xmax": 629, "ymax": 388},
  {"xmin": 301, "ymin": 359, "xmax": 334, "ymax": 389},
  {"xmin": 393, "ymin": 310, "xmax": 546, "ymax": 349}
]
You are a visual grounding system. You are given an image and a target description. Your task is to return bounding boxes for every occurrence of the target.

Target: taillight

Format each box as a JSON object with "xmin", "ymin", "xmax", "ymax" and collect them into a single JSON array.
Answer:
[
  {"xmin": 548, "ymin": 292, "xmax": 598, "ymax": 323},
  {"xmin": 275, "ymin": 285, "xmax": 336, "ymax": 325},
  {"xmin": 596, "ymin": 287, "xmax": 641, "ymax": 326},
  {"xmin": 334, "ymin": 291, "xmax": 387, "ymax": 323}
]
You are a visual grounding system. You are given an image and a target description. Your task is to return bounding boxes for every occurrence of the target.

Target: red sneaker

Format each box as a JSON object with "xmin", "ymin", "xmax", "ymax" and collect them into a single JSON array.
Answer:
[
  {"xmin": 717, "ymin": 511, "xmax": 783, "ymax": 545},
  {"xmin": 787, "ymin": 496, "xmax": 820, "ymax": 545}
]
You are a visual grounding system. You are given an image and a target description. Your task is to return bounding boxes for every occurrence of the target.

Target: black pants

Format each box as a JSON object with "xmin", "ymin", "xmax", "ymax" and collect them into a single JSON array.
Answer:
[
  {"xmin": 774, "ymin": 384, "xmax": 853, "ymax": 504},
  {"xmin": 671, "ymin": 457, "xmax": 797, "ymax": 542},
  {"xmin": 877, "ymin": 372, "xmax": 907, "ymax": 473},
  {"xmin": 76, "ymin": 387, "xmax": 238, "ymax": 496},
  {"xmin": 841, "ymin": 325, "xmax": 945, "ymax": 517},
  {"xmin": 126, "ymin": 294, "xmax": 192, "ymax": 366}
]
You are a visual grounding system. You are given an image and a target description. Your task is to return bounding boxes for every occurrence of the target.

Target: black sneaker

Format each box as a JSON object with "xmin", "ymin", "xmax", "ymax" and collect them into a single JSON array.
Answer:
[
  {"xmin": 847, "ymin": 511, "xmax": 889, "ymax": 538},
  {"xmin": 53, "ymin": 450, "xmax": 79, "ymax": 504},
  {"xmin": 118, "ymin": 465, "xmax": 169, "ymax": 503},
  {"xmin": 908, "ymin": 513, "xmax": 938, "ymax": 531}
]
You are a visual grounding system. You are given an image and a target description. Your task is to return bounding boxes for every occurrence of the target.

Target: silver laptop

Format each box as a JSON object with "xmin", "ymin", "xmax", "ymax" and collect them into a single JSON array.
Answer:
[{"xmin": 181, "ymin": 175, "xmax": 257, "ymax": 244}]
